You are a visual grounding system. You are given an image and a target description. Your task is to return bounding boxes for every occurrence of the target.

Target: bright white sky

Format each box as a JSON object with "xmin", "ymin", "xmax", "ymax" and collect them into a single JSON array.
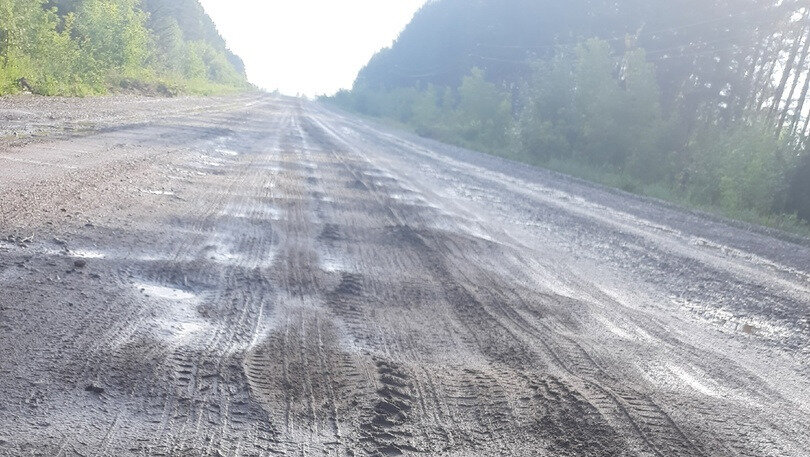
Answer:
[{"xmin": 198, "ymin": 0, "xmax": 428, "ymax": 96}]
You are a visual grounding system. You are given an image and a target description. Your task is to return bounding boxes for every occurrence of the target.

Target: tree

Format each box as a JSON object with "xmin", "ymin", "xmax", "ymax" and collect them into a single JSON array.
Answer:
[
  {"xmin": 455, "ymin": 67, "xmax": 512, "ymax": 149},
  {"xmin": 516, "ymin": 53, "xmax": 575, "ymax": 161},
  {"xmin": 0, "ymin": 0, "xmax": 247, "ymax": 95},
  {"xmin": 331, "ymin": 0, "xmax": 810, "ymax": 224},
  {"xmin": 786, "ymin": 151, "xmax": 810, "ymax": 220},
  {"xmin": 73, "ymin": 0, "xmax": 151, "ymax": 78},
  {"xmin": 571, "ymin": 39, "xmax": 626, "ymax": 166},
  {"xmin": 0, "ymin": 0, "xmax": 87, "ymax": 94}
]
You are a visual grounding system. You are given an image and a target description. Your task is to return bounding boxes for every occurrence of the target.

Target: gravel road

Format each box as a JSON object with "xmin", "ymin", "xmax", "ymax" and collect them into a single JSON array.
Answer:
[{"xmin": 0, "ymin": 94, "xmax": 807, "ymax": 456}]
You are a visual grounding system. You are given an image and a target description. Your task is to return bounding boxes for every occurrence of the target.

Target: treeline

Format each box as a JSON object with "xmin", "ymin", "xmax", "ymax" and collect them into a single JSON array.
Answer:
[
  {"xmin": 327, "ymin": 0, "xmax": 810, "ymax": 231},
  {"xmin": 0, "ymin": 0, "xmax": 248, "ymax": 96}
]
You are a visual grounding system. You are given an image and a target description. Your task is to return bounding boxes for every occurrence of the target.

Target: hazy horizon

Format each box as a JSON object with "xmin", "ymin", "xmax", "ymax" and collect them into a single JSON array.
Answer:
[{"xmin": 198, "ymin": 0, "xmax": 427, "ymax": 96}]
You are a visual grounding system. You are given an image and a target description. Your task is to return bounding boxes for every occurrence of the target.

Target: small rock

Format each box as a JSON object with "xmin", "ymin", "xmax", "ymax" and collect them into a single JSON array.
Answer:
[
  {"xmin": 85, "ymin": 383, "xmax": 104, "ymax": 394},
  {"xmin": 742, "ymin": 324, "xmax": 756, "ymax": 335},
  {"xmin": 73, "ymin": 259, "xmax": 87, "ymax": 268}
]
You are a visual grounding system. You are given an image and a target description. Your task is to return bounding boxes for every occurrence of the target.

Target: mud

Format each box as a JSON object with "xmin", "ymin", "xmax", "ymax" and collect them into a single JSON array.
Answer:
[{"xmin": 0, "ymin": 95, "xmax": 808, "ymax": 456}]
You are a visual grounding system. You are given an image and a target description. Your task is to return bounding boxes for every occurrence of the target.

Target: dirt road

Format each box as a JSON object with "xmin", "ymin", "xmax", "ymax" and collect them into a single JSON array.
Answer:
[{"xmin": 0, "ymin": 94, "xmax": 808, "ymax": 456}]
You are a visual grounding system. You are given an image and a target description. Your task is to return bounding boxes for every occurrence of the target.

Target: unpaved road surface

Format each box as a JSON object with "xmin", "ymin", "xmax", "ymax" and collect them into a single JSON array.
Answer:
[{"xmin": 1, "ymin": 94, "xmax": 808, "ymax": 457}]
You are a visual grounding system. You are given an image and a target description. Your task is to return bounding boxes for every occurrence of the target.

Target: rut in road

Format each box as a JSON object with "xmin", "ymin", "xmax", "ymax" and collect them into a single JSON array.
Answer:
[{"xmin": 0, "ymin": 96, "xmax": 807, "ymax": 457}]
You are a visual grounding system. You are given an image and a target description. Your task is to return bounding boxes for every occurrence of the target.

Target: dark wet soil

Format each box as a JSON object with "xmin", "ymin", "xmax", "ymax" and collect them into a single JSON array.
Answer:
[{"xmin": 0, "ymin": 95, "xmax": 807, "ymax": 457}]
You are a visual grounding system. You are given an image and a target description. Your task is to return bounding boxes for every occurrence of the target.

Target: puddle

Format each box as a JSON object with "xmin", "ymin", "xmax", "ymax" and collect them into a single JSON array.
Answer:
[
  {"xmin": 363, "ymin": 170, "xmax": 396, "ymax": 180},
  {"xmin": 259, "ymin": 164, "xmax": 285, "ymax": 173},
  {"xmin": 140, "ymin": 189, "xmax": 175, "ymax": 196},
  {"xmin": 170, "ymin": 322, "xmax": 207, "ymax": 340},
  {"xmin": 389, "ymin": 192, "xmax": 425, "ymax": 205},
  {"xmin": 205, "ymin": 238, "xmax": 277, "ymax": 269},
  {"xmin": 668, "ymin": 364, "xmax": 719, "ymax": 397},
  {"xmin": 320, "ymin": 254, "xmax": 346, "ymax": 273},
  {"xmin": 134, "ymin": 281, "xmax": 212, "ymax": 342},
  {"xmin": 199, "ymin": 157, "xmax": 225, "ymax": 168},
  {"xmin": 136, "ymin": 252, "xmax": 176, "ymax": 262},
  {"xmin": 208, "ymin": 247, "xmax": 241, "ymax": 263},
  {"xmin": 675, "ymin": 297, "xmax": 793, "ymax": 341},
  {"xmin": 71, "ymin": 249, "xmax": 107, "ymax": 259},
  {"xmin": 216, "ymin": 148, "xmax": 239, "ymax": 157},
  {"xmin": 594, "ymin": 314, "xmax": 635, "ymax": 340},
  {"xmin": 136, "ymin": 283, "xmax": 197, "ymax": 301},
  {"xmin": 154, "ymin": 308, "xmax": 212, "ymax": 343},
  {"xmin": 223, "ymin": 202, "xmax": 282, "ymax": 221}
]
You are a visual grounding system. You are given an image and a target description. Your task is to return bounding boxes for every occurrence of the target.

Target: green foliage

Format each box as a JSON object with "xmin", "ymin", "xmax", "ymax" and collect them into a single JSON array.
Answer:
[
  {"xmin": 455, "ymin": 68, "xmax": 512, "ymax": 149},
  {"xmin": 186, "ymin": 40, "xmax": 245, "ymax": 86},
  {"xmin": 687, "ymin": 121, "xmax": 792, "ymax": 214},
  {"xmin": 150, "ymin": 16, "xmax": 185, "ymax": 74},
  {"xmin": 571, "ymin": 39, "xmax": 626, "ymax": 165},
  {"xmin": 0, "ymin": 0, "xmax": 93, "ymax": 94},
  {"xmin": 786, "ymin": 152, "xmax": 810, "ymax": 222},
  {"xmin": 409, "ymin": 86, "xmax": 443, "ymax": 135},
  {"xmin": 565, "ymin": 40, "xmax": 671, "ymax": 179},
  {"xmin": 515, "ymin": 54, "xmax": 575, "ymax": 160},
  {"xmin": 332, "ymin": 68, "xmax": 511, "ymax": 152},
  {"xmin": 513, "ymin": 40, "xmax": 673, "ymax": 183},
  {"xmin": 617, "ymin": 48, "xmax": 673, "ymax": 182},
  {"xmin": 74, "ymin": 0, "xmax": 150, "ymax": 77},
  {"xmin": 325, "ymin": 35, "xmax": 810, "ymax": 232},
  {"xmin": 0, "ymin": 0, "xmax": 247, "ymax": 96}
]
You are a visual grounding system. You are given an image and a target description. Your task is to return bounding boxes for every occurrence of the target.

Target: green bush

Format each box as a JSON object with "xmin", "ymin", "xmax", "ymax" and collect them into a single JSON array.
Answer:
[
  {"xmin": 687, "ymin": 121, "xmax": 792, "ymax": 214},
  {"xmin": 514, "ymin": 40, "xmax": 672, "ymax": 181},
  {"xmin": 454, "ymin": 68, "xmax": 512, "ymax": 149},
  {"xmin": 324, "ymin": 37, "xmax": 809, "ymax": 232},
  {"xmin": 0, "ymin": 0, "xmax": 95, "ymax": 94},
  {"xmin": 0, "ymin": 0, "xmax": 246, "ymax": 96}
]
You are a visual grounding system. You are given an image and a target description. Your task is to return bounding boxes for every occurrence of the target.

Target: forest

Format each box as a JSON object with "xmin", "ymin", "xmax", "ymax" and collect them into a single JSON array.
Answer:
[
  {"xmin": 327, "ymin": 0, "xmax": 810, "ymax": 232},
  {"xmin": 0, "ymin": 0, "xmax": 247, "ymax": 95}
]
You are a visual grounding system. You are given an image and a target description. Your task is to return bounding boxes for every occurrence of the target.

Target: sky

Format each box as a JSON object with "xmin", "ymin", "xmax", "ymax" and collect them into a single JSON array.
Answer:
[{"xmin": 198, "ymin": 0, "xmax": 428, "ymax": 96}]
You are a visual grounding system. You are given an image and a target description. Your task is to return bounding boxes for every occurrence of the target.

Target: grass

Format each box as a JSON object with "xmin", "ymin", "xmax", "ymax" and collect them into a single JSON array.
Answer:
[
  {"xmin": 539, "ymin": 156, "xmax": 810, "ymax": 240},
  {"xmin": 336, "ymin": 107, "xmax": 810, "ymax": 240},
  {"xmin": 1, "ymin": 68, "xmax": 250, "ymax": 98}
]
